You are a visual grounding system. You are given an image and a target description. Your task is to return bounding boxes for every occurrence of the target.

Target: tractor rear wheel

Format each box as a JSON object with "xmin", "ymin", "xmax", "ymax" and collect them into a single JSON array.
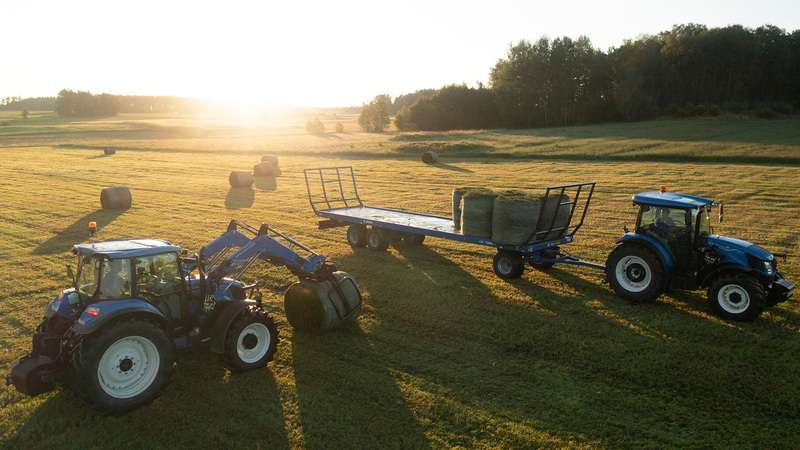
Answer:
[
  {"xmin": 223, "ymin": 308, "xmax": 278, "ymax": 372},
  {"xmin": 70, "ymin": 318, "xmax": 174, "ymax": 413},
  {"xmin": 606, "ymin": 244, "xmax": 665, "ymax": 302},
  {"xmin": 493, "ymin": 251, "xmax": 524, "ymax": 280},
  {"xmin": 708, "ymin": 275, "xmax": 765, "ymax": 321},
  {"xmin": 346, "ymin": 225, "xmax": 367, "ymax": 248},
  {"xmin": 403, "ymin": 234, "xmax": 425, "ymax": 246},
  {"xmin": 366, "ymin": 227, "xmax": 390, "ymax": 251}
]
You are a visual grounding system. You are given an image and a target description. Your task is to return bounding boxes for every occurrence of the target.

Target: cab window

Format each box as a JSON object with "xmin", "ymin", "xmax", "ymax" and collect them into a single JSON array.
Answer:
[
  {"xmin": 99, "ymin": 258, "xmax": 132, "ymax": 299},
  {"xmin": 639, "ymin": 205, "xmax": 690, "ymax": 244},
  {"xmin": 693, "ymin": 207, "xmax": 712, "ymax": 239},
  {"xmin": 77, "ymin": 254, "xmax": 100, "ymax": 298},
  {"xmin": 134, "ymin": 253, "xmax": 181, "ymax": 298}
]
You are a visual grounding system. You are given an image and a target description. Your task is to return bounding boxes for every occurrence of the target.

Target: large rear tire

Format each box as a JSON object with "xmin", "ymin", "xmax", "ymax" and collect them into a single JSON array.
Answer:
[
  {"xmin": 708, "ymin": 274, "xmax": 765, "ymax": 321},
  {"xmin": 606, "ymin": 244, "xmax": 665, "ymax": 302},
  {"xmin": 223, "ymin": 308, "xmax": 278, "ymax": 371},
  {"xmin": 71, "ymin": 318, "xmax": 174, "ymax": 414}
]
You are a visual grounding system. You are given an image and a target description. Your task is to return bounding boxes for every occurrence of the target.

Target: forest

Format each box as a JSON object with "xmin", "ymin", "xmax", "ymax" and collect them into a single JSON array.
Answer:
[{"xmin": 393, "ymin": 24, "xmax": 800, "ymax": 131}]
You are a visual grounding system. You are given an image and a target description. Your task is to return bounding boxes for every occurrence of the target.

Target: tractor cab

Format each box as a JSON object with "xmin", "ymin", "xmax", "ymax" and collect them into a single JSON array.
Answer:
[{"xmin": 606, "ymin": 188, "xmax": 794, "ymax": 321}]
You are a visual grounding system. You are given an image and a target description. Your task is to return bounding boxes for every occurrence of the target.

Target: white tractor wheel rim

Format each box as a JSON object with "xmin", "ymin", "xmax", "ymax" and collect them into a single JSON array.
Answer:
[
  {"xmin": 97, "ymin": 336, "xmax": 160, "ymax": 399},
  {"xmin": 615, "ymin": 255, "xmax": 652, "ymax": 293},
  {"xmin": 497, "ymin": 257, "xmax": 513, "ymax": 275},
  {"xmin": 717, "ymin": 284, "xmax": 751, "ymax": 314},
  {"xmin": 237, "ymin": 323, "xmax": 271, "ymax": 364}
]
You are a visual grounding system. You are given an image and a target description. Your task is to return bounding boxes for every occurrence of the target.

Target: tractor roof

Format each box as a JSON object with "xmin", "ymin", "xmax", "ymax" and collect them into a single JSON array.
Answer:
[
  {"xmin": 72, "ymin": 239, "xmax": 180, "ymax": 259},
  {"xmin": 633, "ymin": 191, "xmax": 714, "ymax": 209}
]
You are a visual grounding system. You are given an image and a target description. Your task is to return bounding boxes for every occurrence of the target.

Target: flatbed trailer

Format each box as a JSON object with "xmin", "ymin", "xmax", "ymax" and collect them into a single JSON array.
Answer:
[{"xmin": 304, "ymin": 166, "xmax": 605, "ymax": 279}]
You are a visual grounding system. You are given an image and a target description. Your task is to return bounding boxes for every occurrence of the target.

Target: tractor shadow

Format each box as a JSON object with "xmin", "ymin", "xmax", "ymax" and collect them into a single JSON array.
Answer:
[
  {"xmin": 225, "ymin": 187, "xmax": 255, "ymax": 209},
  {"xmin": 254, "ymin": 176, "xmax": 277, "ymax": 191},
  {"xmin": 32, "ymin": 208, "xmax": 125, "ymax": 255},
  {"xmin": 8, "ymin": 353, "xmax": 290, "ymax": 449},
  {"xmin": 291, "ymin": 323, "xmax": 431, "ymax": 449}
]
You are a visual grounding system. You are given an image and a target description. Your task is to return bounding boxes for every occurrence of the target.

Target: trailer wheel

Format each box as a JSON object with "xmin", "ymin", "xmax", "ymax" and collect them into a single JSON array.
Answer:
[
  {"xmin": 403, "ymin": 233, "xmax": 425, "ymax": 246},
  {"xmin": 70, "ymin": 318, "xmax": 174, "ymax": 413},
  {"xmin": 223, "ymin": 308, "xmax": 278, "ymax": 371},
  {"xmin": 708, "ymin": 274, "xmax": 765, "ymax": 321},
  {"xmin": 346, "ymin": 225, "xmax": 367, "ymax": 248},
  {"xmin": 367, "ymin": 227, "xmax": 389, "ymax": 251},
  {"xmin": 606, "ymin": 244, "xmax": 664, "ymax": 302},
  {"xmin": 493, "ymin": 251, "xmax": 524, "ymax": 279}
]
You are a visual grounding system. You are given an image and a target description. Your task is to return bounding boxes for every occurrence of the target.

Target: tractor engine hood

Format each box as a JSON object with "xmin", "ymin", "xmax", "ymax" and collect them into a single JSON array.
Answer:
[{"xmin": 707, "ymin": 235, "xmax": 773, "ymax": 261}]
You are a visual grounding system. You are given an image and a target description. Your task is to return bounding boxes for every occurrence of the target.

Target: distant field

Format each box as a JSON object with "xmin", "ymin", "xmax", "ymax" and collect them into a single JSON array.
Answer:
[{"xmin": 1, "ymin": 114, "xmax": 799, "ymax": 448}]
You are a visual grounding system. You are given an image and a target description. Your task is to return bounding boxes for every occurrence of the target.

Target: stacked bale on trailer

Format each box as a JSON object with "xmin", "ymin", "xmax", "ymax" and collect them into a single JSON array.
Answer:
[
  {"xmin": 460, "ymin": 188, "xmax": 496, "ymax": 238},
  {"xmin": 454, "ymin": 186, "xmax": 571, "ymax": 243},
  {"xmin": 100, "ymin": 187, "xmax": 132, "ymax": 210}
]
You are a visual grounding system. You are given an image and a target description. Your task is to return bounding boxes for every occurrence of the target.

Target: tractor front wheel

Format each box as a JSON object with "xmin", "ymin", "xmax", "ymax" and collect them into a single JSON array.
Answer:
[
  {"xmin": 224, "ymin": 308, "xmax": 278, "ymax": 371},
  {"xmin": 606, "ymin": 244, "xmax": 664, "ymax": 302},
  {"xmin": 70, "ymin": 318, "xmax": 174, "ymax": 413},
  {"xmin": 708, "ymin": 275, "xmax": 765, "ymax": 321}
]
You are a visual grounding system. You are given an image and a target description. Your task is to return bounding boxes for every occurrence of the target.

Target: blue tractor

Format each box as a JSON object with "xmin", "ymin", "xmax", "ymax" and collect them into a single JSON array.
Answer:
[
  {"xmin": 606, "ymin": 188, "xmax": 794, "ymax": 321},
  {"xmin": 6, "ymin": 220, "xmax": 362, "ymax": 412}
]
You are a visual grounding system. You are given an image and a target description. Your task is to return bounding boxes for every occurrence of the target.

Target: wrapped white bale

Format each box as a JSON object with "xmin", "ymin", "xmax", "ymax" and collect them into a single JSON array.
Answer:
[
  {"xmin": 100, "ymin": 186, "xmax": 132, "ymax": 210},
  {"xmin": 535, "ymin": 194, "xmax": 571, "ymax": 241},
  {"xmin": 460, "ymin": 188, "xmax": 496, "ymax": 238},
  {"xmin": 229, "ymin": 171, "xmax": 254, "ymax": 188},
  {"xmin": 491, "ymin": 191, "xmax": 542, "ymax": 245}
]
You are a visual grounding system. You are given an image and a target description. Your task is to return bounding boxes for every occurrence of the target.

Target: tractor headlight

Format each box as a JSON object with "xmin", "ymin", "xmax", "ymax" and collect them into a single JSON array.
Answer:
[{"xmin": 763, "ymin": 260, "xmax": 774, "ymax": 275}]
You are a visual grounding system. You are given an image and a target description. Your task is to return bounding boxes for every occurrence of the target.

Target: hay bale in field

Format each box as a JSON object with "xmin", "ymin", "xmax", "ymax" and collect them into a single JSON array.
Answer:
[
  {"xmin": 421, "ymin": 150, "xmax": 438, "ymax": 164},
  {"xmin": 261, "ymin": 154, "xmax": 279, "ymax": 165},
  {"xmin": 460, "ymin": 188, "xmax": 496, "ymax": 238},
  {"xmin": 491, "ymin": 190, "xmax": 542, "ymax": 245},
  {"xmin": 103, "ymin": 147, "xmax": 116, "ymax": 155},
  {"xmin": 253, "ymin": 162, "xmax": 281, "ymax": 177},
  {"xmin": 535, "ymin": 193, "xmax": 571, "ymax": 241},
  {"xmin": 100, "ymin": 186, "xmax": 132, "ymax": 210},
  {"xmin": 229, "ymin": 171, "xmax": 254, "ymax": 188}
]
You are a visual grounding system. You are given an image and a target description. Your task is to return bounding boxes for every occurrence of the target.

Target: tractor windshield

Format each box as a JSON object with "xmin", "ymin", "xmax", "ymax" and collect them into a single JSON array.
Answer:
[
  {"xmin": 694, "ymin": 206, "xmax": 712, "ymax": 239},
  {"xmin": 76, "ymin": 254, "xmax": 100, "ymax": 298}
]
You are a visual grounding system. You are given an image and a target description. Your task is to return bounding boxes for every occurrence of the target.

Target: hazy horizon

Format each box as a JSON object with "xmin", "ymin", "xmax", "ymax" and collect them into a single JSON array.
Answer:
[{"xmin": 2, "ymin": 0, "xmax": 799, "ymax": 108}]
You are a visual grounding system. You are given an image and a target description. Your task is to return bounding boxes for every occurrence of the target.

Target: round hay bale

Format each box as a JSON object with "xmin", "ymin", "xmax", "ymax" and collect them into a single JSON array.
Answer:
[
  {"xmin": 491, "ymin": 191, "xmax": 542, "ymax": 245},
  {"xmin": 284, "ymin": 271, "xmax": 362, "ymax": 333},
  {"xmin": 229, "ymin": 171, "xmax": 254, "ymax": 188},
  {"xmin": 460, "ymin": 188, "xmax": 496, "ymax": 238},
  {"xmin": 103, "ymin": 147, "xmax": 116, "ymax": 155},
  {"xmin": 100, "ymin": 186, "xmax": 132, "ymax": 210},
  {"xmin": 261, "ymin": 154, "xmax": 279, "ymax": 166},
  {"xmin": 536, "ymin": 194, "xmax": 571, "ymax": 241},
  {"xmin": 421, "ymin": 150, "xmax": 438, "ymax": 164},
  {"xmin": 253, "ymin": 162, "xmax": 281, "ymax": 177}
]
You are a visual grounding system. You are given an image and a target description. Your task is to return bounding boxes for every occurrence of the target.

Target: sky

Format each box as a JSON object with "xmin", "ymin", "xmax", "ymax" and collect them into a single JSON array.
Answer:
[{"xmin": 1, "ymin": 0, "xmax": 799, "ymax": 107}]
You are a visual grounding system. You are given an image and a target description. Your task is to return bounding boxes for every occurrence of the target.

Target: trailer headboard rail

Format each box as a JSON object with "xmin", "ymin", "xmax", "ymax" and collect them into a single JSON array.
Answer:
[{"xmin": 303, "ymin": 166, "xmax": 363, "ymax": 213}]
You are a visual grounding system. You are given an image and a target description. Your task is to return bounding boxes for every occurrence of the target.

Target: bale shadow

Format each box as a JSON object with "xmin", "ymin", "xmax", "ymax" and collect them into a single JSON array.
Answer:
[
  {"xmin": 225, "ymin": 187, "xmax": 255, "ymax": 209},
  {"xmin": 291, "ymin": 324, "xmax": 431, "ymax": 449},
  {"xmin": 7, "ymin": 353, "xmax": 290, "ymax": 448},
  {"xmin": 32, "ymin": 208, "xmax": 125, "ymax": 255},
  {"xmin": 85, "ymin": 153, "xmax": 114, "ymax": 159},
  {"xmin": 254, "ymin": 176, "xmax": 277, "ymax": 191},
  {"xmin": 432, "ymin": 161, "xmax": 473, "ymax": 173}
]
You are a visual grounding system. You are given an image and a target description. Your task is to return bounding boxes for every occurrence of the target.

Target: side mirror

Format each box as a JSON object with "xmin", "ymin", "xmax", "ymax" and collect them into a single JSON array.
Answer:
[
  {"xmin": 66, "ymin": 264, "xmax": 75, "ymax": 284},
  {"xmin": 718, "ymin": 203, "xmax": 724, "ymax": 223}
]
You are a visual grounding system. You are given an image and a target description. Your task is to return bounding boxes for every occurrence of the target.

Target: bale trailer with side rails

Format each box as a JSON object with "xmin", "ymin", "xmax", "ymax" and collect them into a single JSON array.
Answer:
[{"xmin": 303, "ymin": 166, "xmax": 603, "ymax": 279}]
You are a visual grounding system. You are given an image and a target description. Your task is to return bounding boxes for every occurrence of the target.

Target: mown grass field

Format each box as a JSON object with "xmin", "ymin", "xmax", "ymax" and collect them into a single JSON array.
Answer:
[{"xmin": 1, "ymin": 112, "xmax": 799, "ymax": 449}]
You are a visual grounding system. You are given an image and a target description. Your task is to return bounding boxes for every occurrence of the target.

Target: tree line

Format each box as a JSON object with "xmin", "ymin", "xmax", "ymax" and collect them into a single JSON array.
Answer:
[{"xmin": 368, "ymin": 24, "xmax": 800, "ymax": 132}]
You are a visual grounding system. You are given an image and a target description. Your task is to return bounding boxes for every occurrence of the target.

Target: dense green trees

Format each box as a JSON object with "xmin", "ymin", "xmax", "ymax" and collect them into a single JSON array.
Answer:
[
  {"xmin": 359, "ymin": 94, "xmax": 391, "ymax": 132},
  {"xmin": 55, "ymin": 89, "xmax": 118, "ymax": 118},
  {"xmin": 391, "ymin": 23, "xmax": 800, "ymax": 131}
]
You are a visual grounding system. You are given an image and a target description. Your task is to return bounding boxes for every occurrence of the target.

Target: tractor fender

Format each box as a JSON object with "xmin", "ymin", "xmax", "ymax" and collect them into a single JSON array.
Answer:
[
  {"xmin": 71, "ymin": 298, "xmax": 167, "ymax": 336},
  {"xmin": 699, "ymin": 263, "xmax": 758, "ymax": 288},
  {"xmin": 615, "ymin": 233, "xmax": 673, "ymax": 269},
  {"xmin": 209, "ymin": 300, "xmax": 256, "ymax": 354}
]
